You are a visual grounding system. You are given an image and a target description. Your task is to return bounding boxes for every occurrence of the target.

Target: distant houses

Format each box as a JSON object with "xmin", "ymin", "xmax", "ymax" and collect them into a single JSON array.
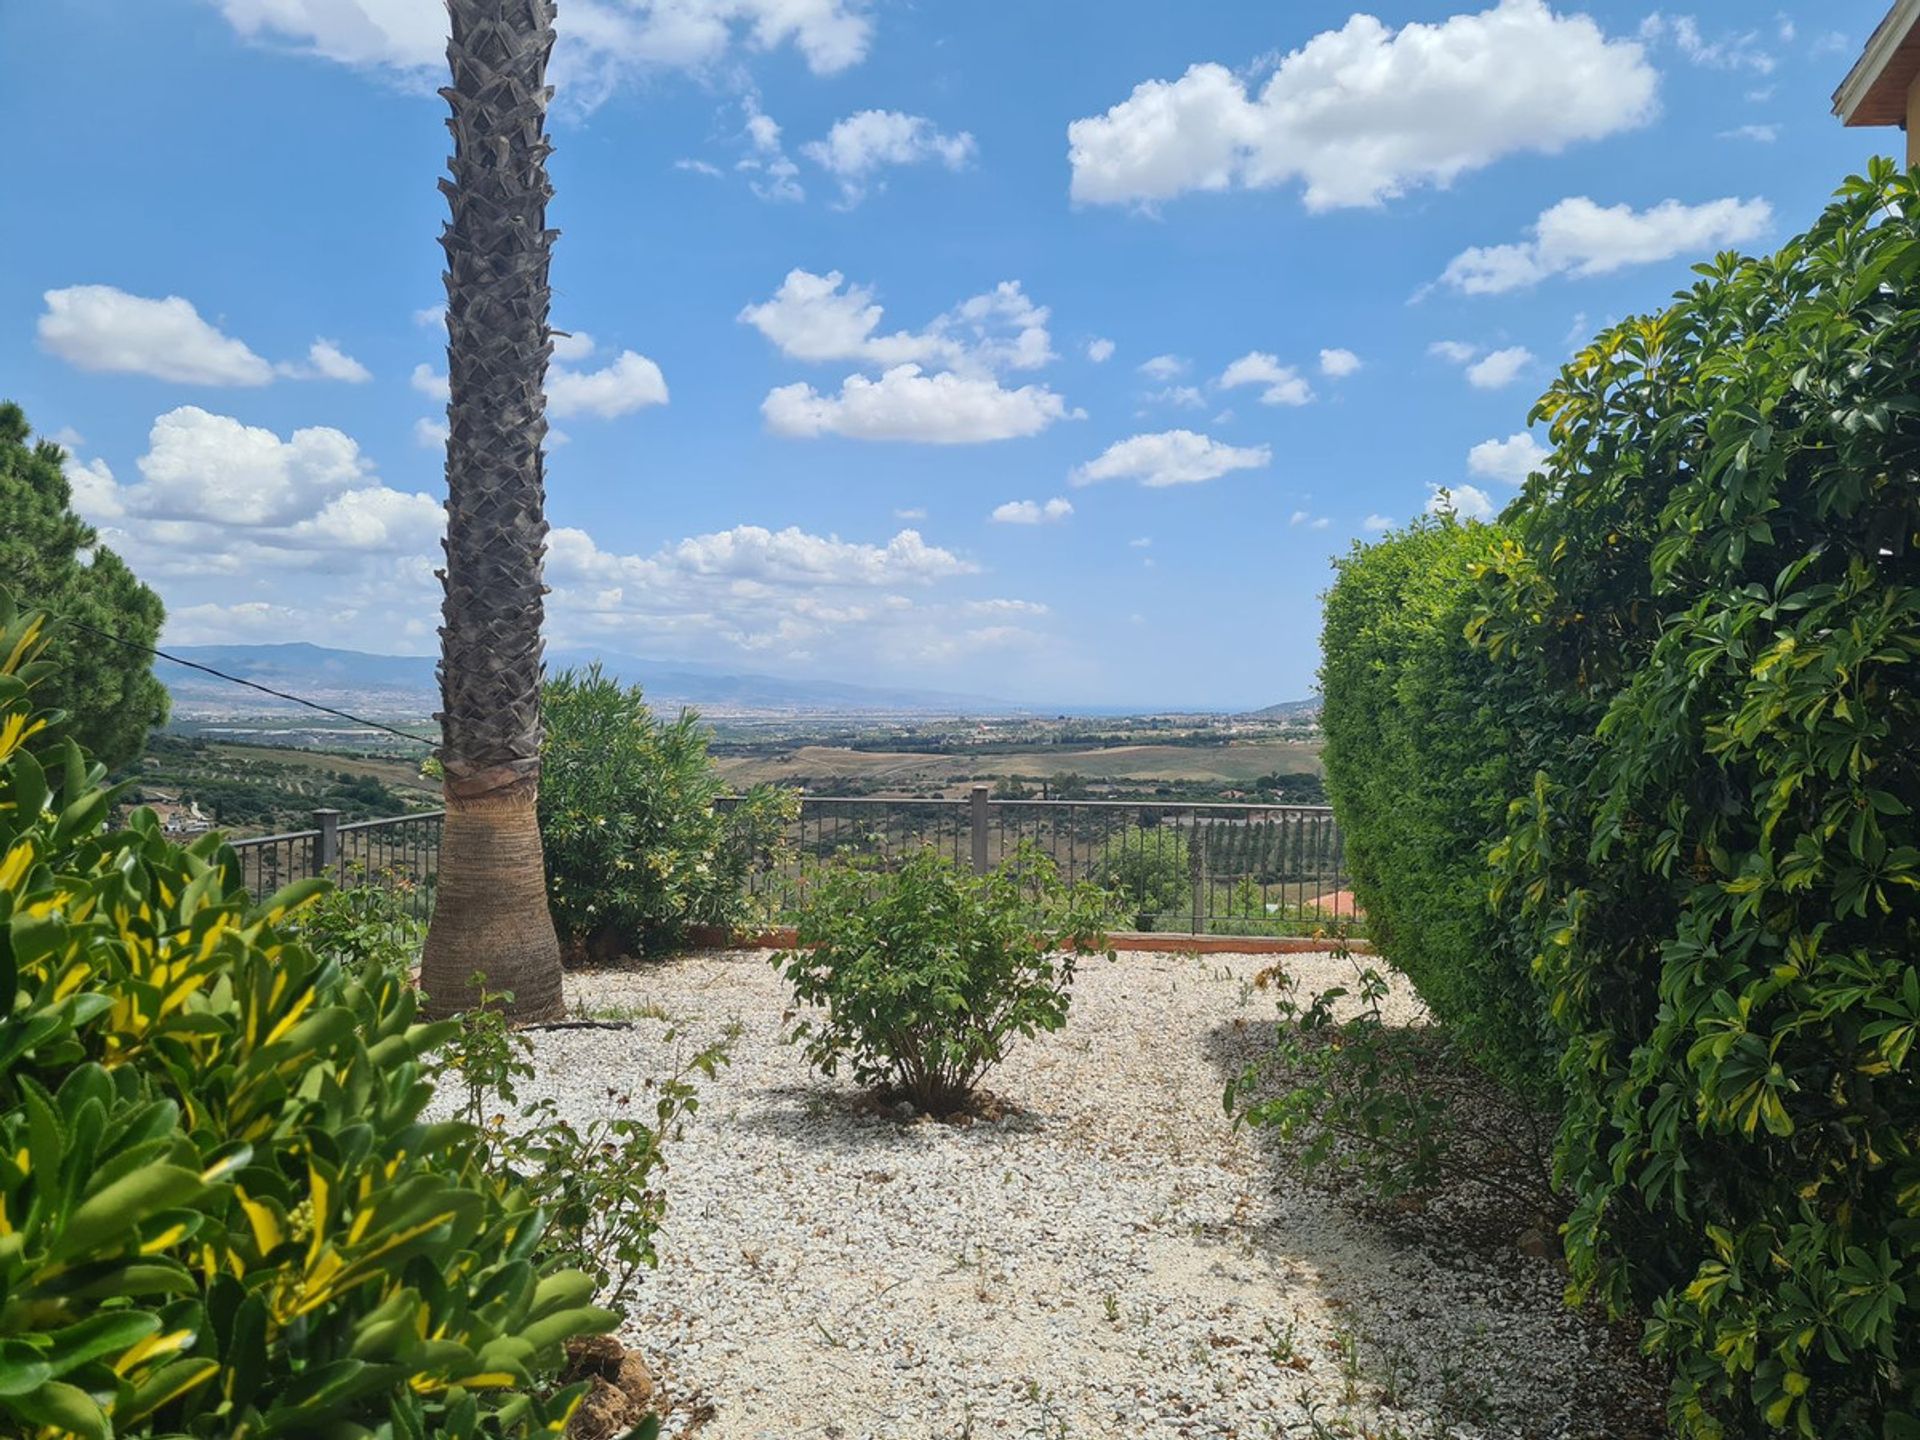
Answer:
[{"xmin": 131, "ymin": 791, "xmax": 214, "ymax": 836}]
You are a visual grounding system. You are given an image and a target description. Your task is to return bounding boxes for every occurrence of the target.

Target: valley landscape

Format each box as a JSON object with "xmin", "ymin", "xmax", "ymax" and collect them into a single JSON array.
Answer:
[{"xmin": 134, "ymin": 643, "xmax": 1324, "ymax": 835}]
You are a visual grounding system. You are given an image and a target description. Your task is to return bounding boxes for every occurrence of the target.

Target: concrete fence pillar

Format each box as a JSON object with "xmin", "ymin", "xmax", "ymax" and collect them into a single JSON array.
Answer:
[
  {"xmin": 970, "ymin": 784, "xmax": 990, "ymax": 875},
  {"xmin": 311, "ymin": 808, "xmax": 342, "ymax": 876}
]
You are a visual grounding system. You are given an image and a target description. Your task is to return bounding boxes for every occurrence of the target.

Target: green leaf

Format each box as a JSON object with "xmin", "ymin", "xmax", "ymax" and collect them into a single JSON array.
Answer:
[
  {"xmin": 56, "ymin": 1165, "xmax": 207, "ymax": 1260},
  {"xmin": 43, "ymin": 1311, "xmax": 162, "ymax": 1377},
  {"xmin": 10, "ymin": 1379, "xmax": 109, "ymax": 1440}
]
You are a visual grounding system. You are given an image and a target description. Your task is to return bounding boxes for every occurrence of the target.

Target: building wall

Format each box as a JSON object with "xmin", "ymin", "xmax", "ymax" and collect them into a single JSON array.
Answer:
[{"xmin": 1910, "ymin": 72, "xmax": 1920, "ymax": 168}]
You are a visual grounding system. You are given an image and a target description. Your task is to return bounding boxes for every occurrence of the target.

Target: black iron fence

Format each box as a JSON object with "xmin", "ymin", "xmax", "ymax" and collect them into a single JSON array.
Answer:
[
  {"xmin": 228, "ymin": 808, "xmax": 444, "ymax": 922},
  {"xmin": 726, "ymin": 790, "xmax": 1358, "ymax": 938},
  {"xmin": 231, "ymin": 791, "xmax": 1357, "ymax": 939}
]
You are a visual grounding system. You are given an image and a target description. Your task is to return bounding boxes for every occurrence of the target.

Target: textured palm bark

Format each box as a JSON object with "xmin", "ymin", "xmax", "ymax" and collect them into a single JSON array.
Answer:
[{"xmin": 420, "ymin": 0, "xmax": 564, "ymax": 1021}]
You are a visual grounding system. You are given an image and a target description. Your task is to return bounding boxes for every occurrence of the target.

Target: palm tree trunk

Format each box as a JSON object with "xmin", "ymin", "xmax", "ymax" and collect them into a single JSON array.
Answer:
[{"xmin": 419, "ymin": 0, "xmax": 564, "ymax": 1021}]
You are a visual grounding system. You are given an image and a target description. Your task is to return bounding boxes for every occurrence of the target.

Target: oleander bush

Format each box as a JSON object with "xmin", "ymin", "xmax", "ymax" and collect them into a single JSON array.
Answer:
[
  {"xmin": 1318, "ymin": 515, "xmax": 1553, "ymax": 1094},
  {"xmin": 540, "ymin": 664, "xmax": 796, "ymax": 961},
  {"xmin": 1470, "ymin": 164, "xmax": 1920, "ymax": 1438},
  {"xmin": 0, "ymin": 595, "xmax": 627, "ymax": 1439},
  {"xmin": 775, "ymin": 842, "xmax": 1113, "ymax": 1115}
]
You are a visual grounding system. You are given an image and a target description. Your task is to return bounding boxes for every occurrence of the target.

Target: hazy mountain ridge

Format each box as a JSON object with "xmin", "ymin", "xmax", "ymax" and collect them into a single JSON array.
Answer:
[{"xmin": 154, "ymin": 643, "xmax": 1013, "ymax": 716}]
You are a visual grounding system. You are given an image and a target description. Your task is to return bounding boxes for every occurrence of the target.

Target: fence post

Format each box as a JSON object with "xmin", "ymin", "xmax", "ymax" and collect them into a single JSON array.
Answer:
[
  {"xmin": 311, "ymin": 808, "xmax": 341, "ymax": 878},
  {"xmin": 970, "ymin": 785, "xmax": 990, "ymax": 876},
  {"xmin": 1190, "ymin": 819, "xmax": 1205, "ymax": 936}
]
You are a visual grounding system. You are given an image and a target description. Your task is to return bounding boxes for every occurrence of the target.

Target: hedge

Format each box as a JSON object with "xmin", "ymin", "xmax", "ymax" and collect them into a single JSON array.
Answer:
[
  {"xmin": 1473, "ymin": 163, "xmax": 1920, "ymax": 1437},
  {"xmin": 1320, "ymin": 163, "xmax": 1920, "ymax": 1436},
  {"xmin": 1318, "ymin": 515, "xmax": 1553, "ymax": 1095}
]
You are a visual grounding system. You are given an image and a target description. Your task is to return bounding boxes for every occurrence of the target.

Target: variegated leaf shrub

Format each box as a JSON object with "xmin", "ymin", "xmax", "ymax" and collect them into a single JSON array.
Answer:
[{"xmin": 0, "ymin": 595, "xmax": 632, "ymax": 1439}]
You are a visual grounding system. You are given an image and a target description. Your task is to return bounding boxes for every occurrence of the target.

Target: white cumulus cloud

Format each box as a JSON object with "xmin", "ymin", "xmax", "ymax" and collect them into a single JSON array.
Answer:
[
  {"xmin": 990, "ymin": 497, "xmax": 1073, "ymax": 525},
  {"xmin": 100, "ymin": 407, "xmax": 379, "ymax": 528},
  {"xmin": 1318, "ymin": 348, "xmax": 1362, "ymax": 378},
  {"xmin": 1086, "ymin": 338, "xmax": 1116, "ymax": 363},
  {"xmin": 1468, "ymin": 431, "xmax": 1550, "ymax": 483},
  {"xmin": 1464, "ymin": 347, "xmax": 1534, "ymax": 390},
  {"xmin": 410, "ymin": 363, "xmax": 449, "ymax": 401},
  {"xmin": 278, "ymin": 338, "xmax": 373, "ymax": 383},
  {"xmin": 1430, "ymin": 339, "xmax": 1534, "ymax": 389},
  {"xmin": 1219, "ymin": 352, "xmax": 1313, "ymax": 406},
  {"xmin": 548, "ymin": 350, "xmax": 670, "ymax": 418},
  {"xmin": 1427, "ymin": 484, "xmax": 1497, "ymax": 521},
  {"xmin": 211, "ymin": 0, "xmax": 875, "ymax": 91},
  {"xmin": 740, "ymin": 270, "xmax": 1053, "ymax": 375},
  {"xmin": 61, "ymin": 407, "xmax": 1032, "ymax": 675},
  {"xmin": 1067, "ymin": 0, "xmax": 1657, "ymax": 211},
  {"xmin": 1072, "ymin": 429, "xmax": 1270, "ymax": 488},
  {"xmin": 39, "ymin": 285, "xmax": 275, "ymax": 386},
  {"xmin": 1441, "ymin": 195, "xmax": 1772, "ymax": 294},
  {"xmin": 802, "ymin": 110, "xmax": 975, "ymax": 204},
  {"xmin": 764, "ymin": 365, "xmax": 1072, "ymax": 443}
]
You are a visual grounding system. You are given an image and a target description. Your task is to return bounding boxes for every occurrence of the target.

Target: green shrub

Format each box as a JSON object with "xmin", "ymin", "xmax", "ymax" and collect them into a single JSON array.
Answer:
[
  {"xmin": 539, "ymin": 665, "xmax": 795, "ymax": 960},
  {"xmin": 288, "ymin": 868, "xmax": 424, "ymax": 977},
  {"xmin": 1472, "ymin": 163, "xmax": 1920, "ymax": 1438},
  {"xmin": 0, "ymin": 597, "xmax": 621, "ymax": 1438},
  {"xmin": 774, "ymin": 843, "xmax": 1113, "ymax": 1115},
  {"xmin": 1090, "ymin": 825, "xmax": 1190, "ymax": 930},
  {"xmin": 1318, "ymin": 516, "xmax": 1551, "ymax": 1093}
]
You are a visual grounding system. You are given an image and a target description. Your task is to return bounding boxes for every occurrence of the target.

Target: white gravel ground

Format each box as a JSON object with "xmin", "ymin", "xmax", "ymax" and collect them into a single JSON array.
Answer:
[{"xmin": 519, "ymin": 950, "xmax": 1661, "ymax": 1440}]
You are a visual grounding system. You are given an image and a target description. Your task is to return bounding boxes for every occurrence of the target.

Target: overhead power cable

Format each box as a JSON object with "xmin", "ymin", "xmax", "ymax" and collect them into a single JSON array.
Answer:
[{"xmin": 19, "ymin": 599, "xmax": 439, "ymax": 749}]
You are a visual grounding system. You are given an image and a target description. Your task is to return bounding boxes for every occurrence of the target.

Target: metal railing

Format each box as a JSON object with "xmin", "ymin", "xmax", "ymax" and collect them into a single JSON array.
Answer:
[
  {"xmin": 234, "ymin": 790, "xmax": 1358, "ymax": 939},
  {"xmin": 727, "ymin": 788, "xmax": 1359, "ymax": 938},
  {"xmin": 228, "ymin": 808, "xmax": 444, "ymax": 921}
]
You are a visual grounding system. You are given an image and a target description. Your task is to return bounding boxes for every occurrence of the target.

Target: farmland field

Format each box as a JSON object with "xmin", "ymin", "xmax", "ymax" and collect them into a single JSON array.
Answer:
[{"xmin": 714, "ymin": 738, "xmax": 1322, "ymax": 793}]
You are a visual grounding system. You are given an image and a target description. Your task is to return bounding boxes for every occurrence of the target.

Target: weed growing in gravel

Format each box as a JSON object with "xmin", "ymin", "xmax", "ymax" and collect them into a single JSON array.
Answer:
[
  {"xmin": 774, "ymin": 842, "xmax": 1113, "ymax": 1115},
  {"xmin": 1263, "ymin": 1317, "xmax": 1303, "ymax": 1370},
  {"xmin": 573, "ymin": 996, "xmax": 674, "ymax": 1023},
  {"xmin": 1225, "ymin": 935, "xmax": 1552, "ymax": 1210},
  {"xmin": 434, "ymin": 974, "xmax": 735, "ymax": 1318}
]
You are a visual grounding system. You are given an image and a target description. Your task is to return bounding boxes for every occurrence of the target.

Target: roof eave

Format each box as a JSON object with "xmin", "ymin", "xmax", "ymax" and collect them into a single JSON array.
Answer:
[{"xmin": 1834, "ymin": 0, "xmax": 1920, "ymax": 125}]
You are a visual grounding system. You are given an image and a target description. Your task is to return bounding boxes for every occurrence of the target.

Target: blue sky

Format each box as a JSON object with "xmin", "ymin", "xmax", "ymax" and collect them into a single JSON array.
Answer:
[{"xmin": 0, "ymin": 0, "xmax": 1891, "ymax": 709}]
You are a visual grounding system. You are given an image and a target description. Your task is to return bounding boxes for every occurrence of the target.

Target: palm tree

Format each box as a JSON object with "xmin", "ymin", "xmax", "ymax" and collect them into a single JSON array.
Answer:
[{"xmin": 419, "ymin": 0, "xmax": 564, "ymax": 1021}]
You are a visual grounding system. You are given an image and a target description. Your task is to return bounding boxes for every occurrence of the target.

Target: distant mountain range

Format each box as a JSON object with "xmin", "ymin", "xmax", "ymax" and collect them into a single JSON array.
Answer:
[
  {"xmin": 154, "ymin": 643, "xmax": 1013, "ymax": 717},
  {"xmin": 153, "ymin": 643, "xmax": 1321, "ymax": 720}
]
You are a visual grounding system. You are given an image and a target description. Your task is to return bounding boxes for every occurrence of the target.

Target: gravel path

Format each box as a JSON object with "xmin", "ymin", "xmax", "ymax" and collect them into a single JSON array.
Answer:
[{"xmin": 519, "ymin": 950, "xmax": 1662, "ymax": 1440}]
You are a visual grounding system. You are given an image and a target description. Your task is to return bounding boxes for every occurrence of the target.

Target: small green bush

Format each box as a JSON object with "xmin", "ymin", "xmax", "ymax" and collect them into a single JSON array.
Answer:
[
  {"xmin": 774, "ymin": 843, "xmax": 1112, "ymax": 1115},
  {"xmin": 433, "ymin": 976, "xmax": 733, "ymax": 1319},
  {"xmin": 0, "ymin": 597, "xmax": 619, "ymax": 1438},
  {"xmin": 1228, "ymin": 949, "xmax": 1460, "ymax": 1201},
  {"xmin": 288, "ymin": 868, "xmax": 424, "ymax": 977},
  {"xmin": 1090, "ymin": 825, "xmax": 1191, "ymax": 930},
  {"xmin": 540, "ymin": 665, "xmax": 795, "ymax": 960}
]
